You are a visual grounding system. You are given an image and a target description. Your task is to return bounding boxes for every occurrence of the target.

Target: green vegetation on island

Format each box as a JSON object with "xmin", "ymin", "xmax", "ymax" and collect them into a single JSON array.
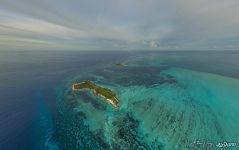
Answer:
[
  {"xmin": 72, "ymin": 81, "xmax": 119, "ymax": 108},
  {"xmin": 115, "ymin": 63, "xmax": 126, "ymax": 67}
]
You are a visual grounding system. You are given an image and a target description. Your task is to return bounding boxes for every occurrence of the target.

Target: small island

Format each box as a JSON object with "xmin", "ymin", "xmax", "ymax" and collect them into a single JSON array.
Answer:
[
  {"xmin": 72, "ymin": 81, "xmax": 119, "ymax": 109},
  {"xmin": 115, "ymin": 63, "xmax": 126, "ymax": 67}
]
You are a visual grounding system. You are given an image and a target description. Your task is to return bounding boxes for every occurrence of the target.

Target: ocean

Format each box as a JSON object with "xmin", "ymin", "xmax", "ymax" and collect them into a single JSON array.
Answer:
[{"xmin": 0, "ymin": 50, "xmax": 239, "ymax": 150}]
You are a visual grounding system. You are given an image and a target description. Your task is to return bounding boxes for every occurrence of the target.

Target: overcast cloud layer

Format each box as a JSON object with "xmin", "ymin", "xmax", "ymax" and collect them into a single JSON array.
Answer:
[{"xmin": 0, "ymin": 0, "xmax": 239, "ymax": 50}]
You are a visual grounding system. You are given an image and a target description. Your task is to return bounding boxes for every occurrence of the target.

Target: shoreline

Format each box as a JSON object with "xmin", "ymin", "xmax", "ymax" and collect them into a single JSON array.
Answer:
[{"xmin": 72, "ymin": 82, "xmax": 119, "ymax": 109}]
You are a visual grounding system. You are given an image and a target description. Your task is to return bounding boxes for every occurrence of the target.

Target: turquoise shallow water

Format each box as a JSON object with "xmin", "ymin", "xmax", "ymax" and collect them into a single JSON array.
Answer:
[{"xmin": 54, "ymin": 54, "xmax": 239, "ymax": 150}]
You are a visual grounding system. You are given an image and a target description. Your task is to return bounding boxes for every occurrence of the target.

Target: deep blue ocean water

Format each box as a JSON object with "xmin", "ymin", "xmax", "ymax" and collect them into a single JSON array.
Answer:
[
  {"xmin": 0, "ymin": 51, "xmax": 128, "ymax": 149},
  {"xmin": 0, "ymin": 50, "xmax": 239, "ymax": 150}
]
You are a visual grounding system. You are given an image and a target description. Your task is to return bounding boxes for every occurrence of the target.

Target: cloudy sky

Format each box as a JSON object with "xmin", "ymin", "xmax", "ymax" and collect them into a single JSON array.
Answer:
[{"xmin": 0, "ymin": 0, "xmax": 239, "ymax": 50}]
